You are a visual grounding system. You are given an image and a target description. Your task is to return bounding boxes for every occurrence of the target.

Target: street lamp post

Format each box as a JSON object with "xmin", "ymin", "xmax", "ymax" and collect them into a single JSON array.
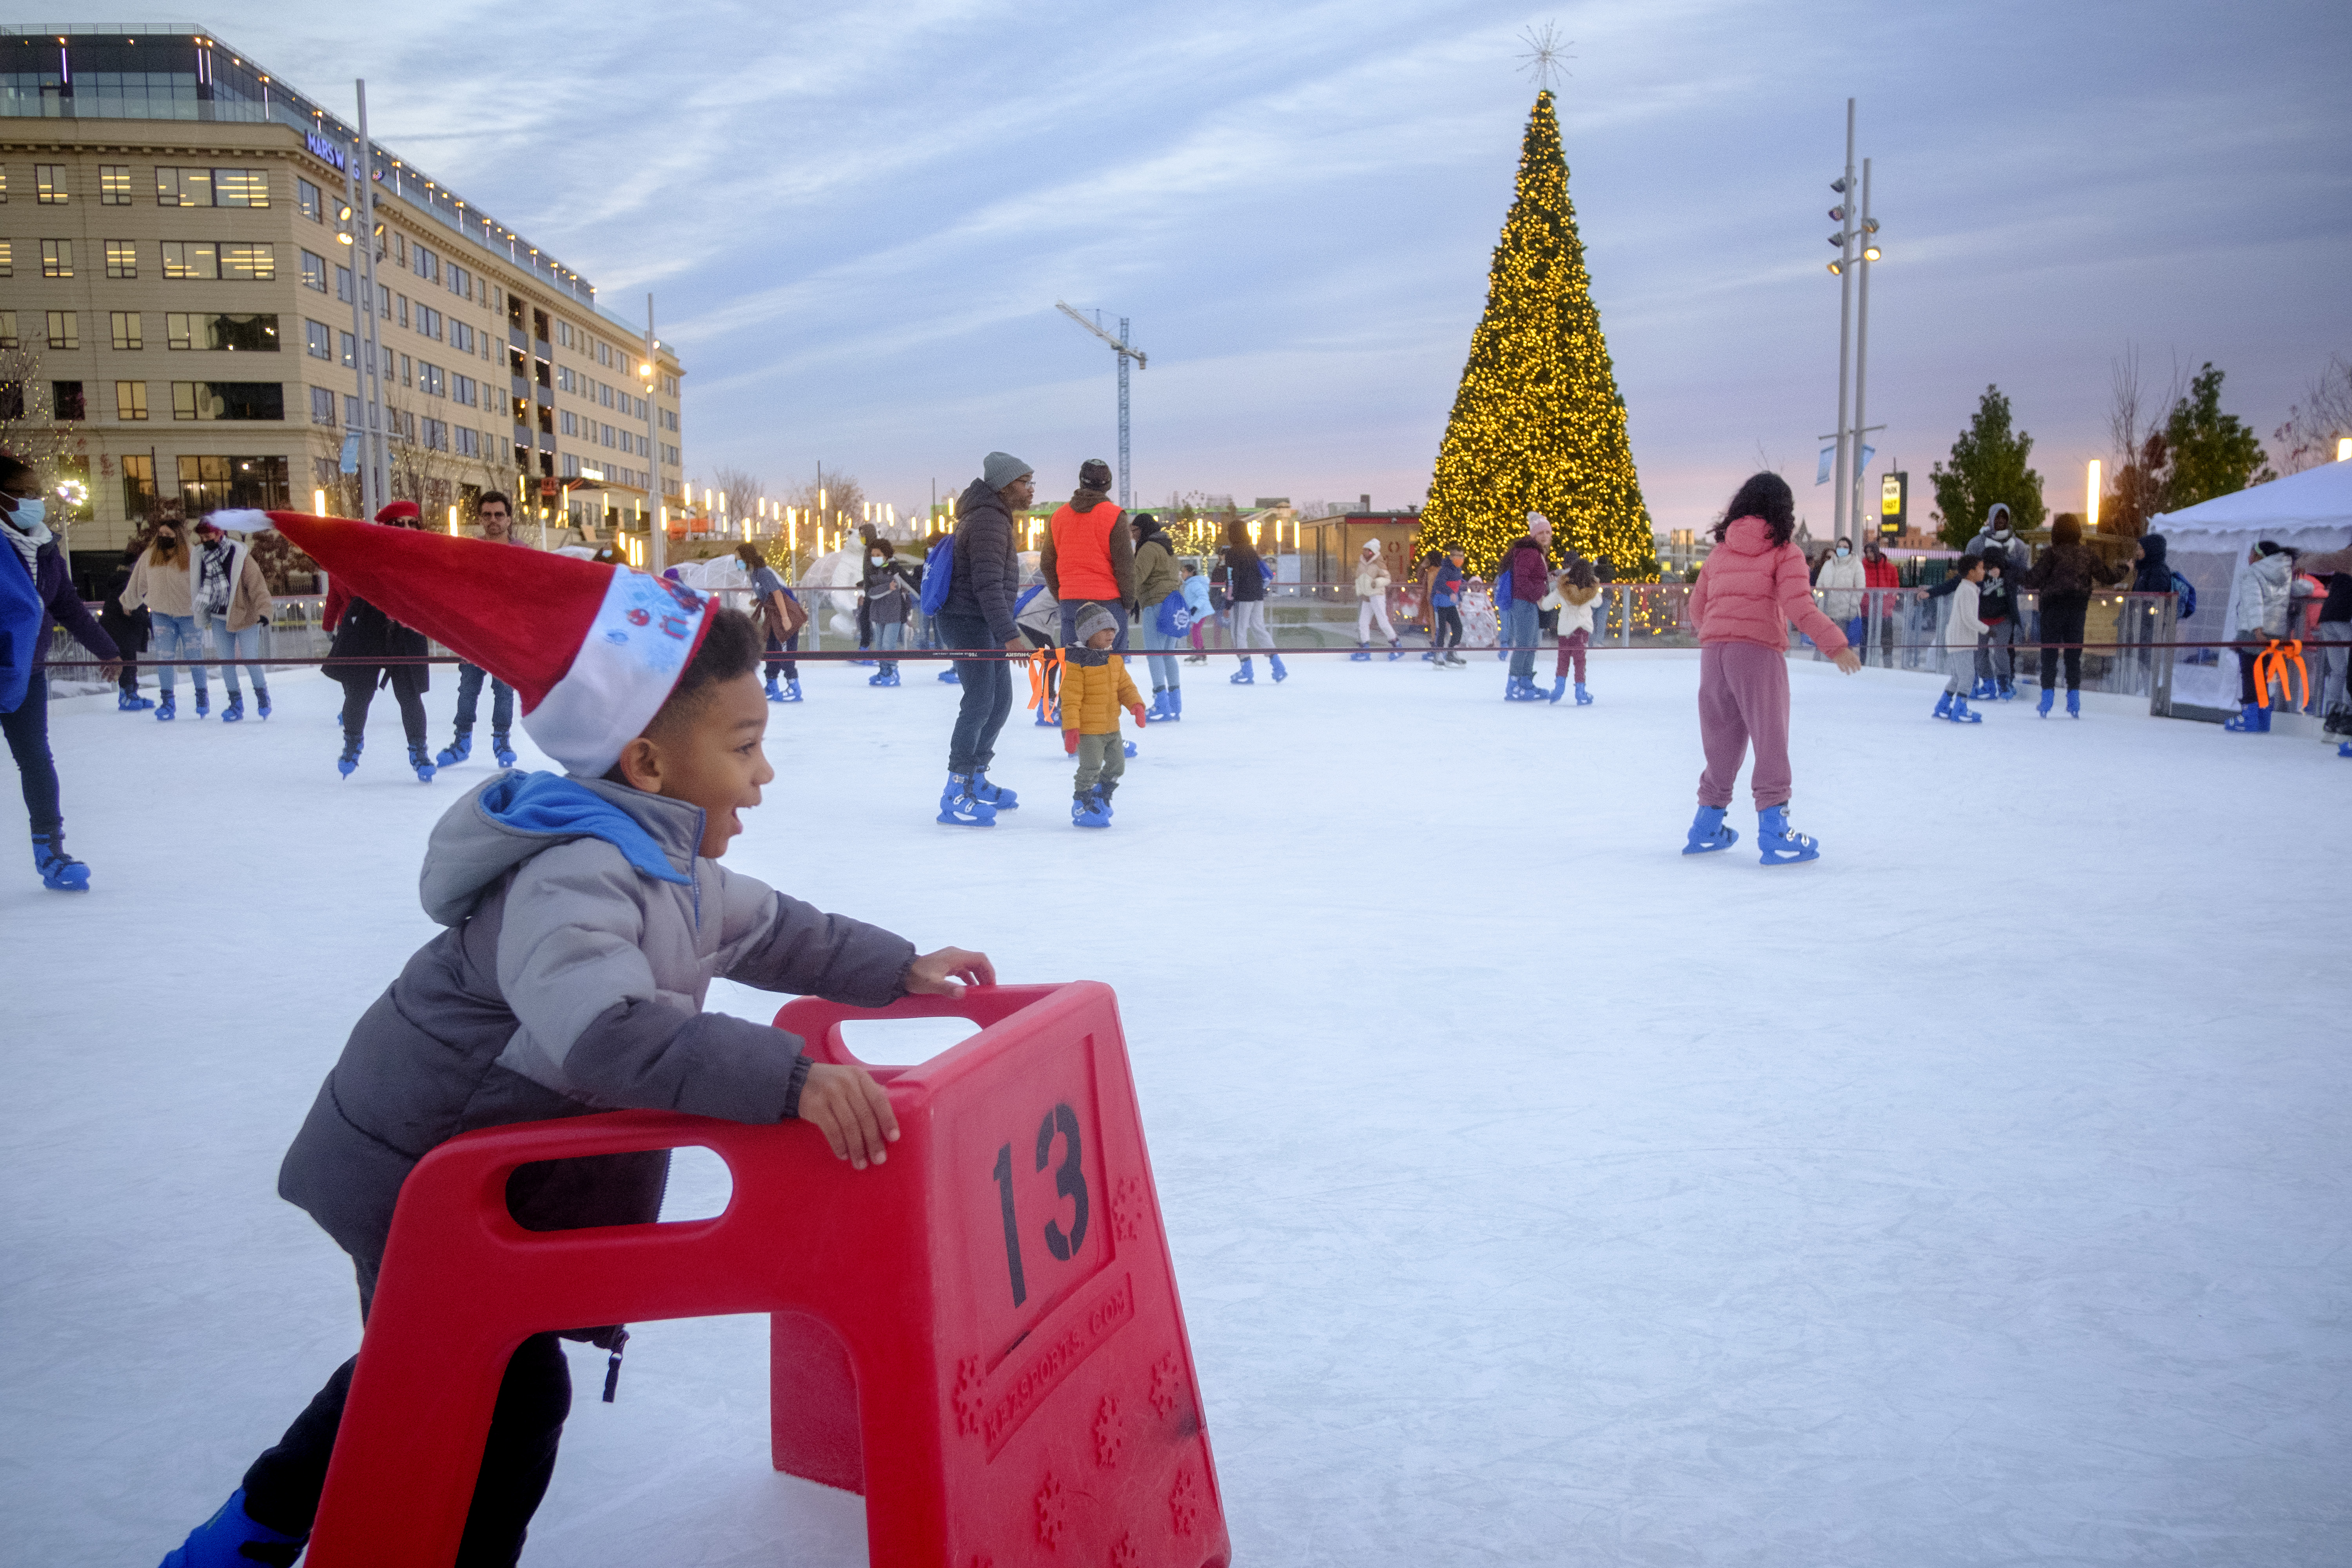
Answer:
[
  {"xmin": 1831, "ymin": 98, "xmax": 1856, "ymax": 546},
  {"xmin": 641, "ymin": 292, "xmax": 662, "ymax": 575},
  {"xmin": 1848, "ymin": 156, "xmax": 1876, "ymax": 538},
  {"xmin": 353, "ymin": 80, "xmax": 389, "ymax": 517}
]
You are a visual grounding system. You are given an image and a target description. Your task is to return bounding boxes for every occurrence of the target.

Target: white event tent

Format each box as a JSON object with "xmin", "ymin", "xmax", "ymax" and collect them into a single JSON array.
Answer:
[{"xmin": 2148, "ymin": 460, "xmax": 2352, "ymax": 713}]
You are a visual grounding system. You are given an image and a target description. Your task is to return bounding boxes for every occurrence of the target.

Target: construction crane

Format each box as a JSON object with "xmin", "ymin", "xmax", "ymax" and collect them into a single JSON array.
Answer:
[{"xmin": 1055, "ymin": 301, "xmax": 1147, "ymax": 508}]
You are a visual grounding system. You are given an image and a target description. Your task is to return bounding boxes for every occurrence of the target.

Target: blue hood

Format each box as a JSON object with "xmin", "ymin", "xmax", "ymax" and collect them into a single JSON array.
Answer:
[{"xmin": 476, "ymin": 771, "xmax": 695, "ymax": 887}]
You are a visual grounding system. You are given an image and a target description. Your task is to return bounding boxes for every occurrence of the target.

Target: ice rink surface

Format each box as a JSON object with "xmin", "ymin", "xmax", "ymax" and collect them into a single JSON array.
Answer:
[{"xmin": 5, "ymin": 649, "xmax": 2345, "ymax": 1566}]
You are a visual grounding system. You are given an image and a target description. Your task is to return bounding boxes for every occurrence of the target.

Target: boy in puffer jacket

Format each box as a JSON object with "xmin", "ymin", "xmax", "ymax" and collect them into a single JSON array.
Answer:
[
  {"xmin": 1062, "ymin": 602, "xmax": 1145, "ymax": 827},
  {"xmin": 1933, "ymin": 554, "xmax": 1989, "ymax": 723},
  {"xmin": 158, "ymin": 512, "xmax": 997, "ymax": 1568}
]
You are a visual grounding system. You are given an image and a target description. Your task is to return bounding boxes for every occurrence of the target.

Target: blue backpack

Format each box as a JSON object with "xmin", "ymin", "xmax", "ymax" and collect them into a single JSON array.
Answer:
[
  {"xmin": 1154, "ymin": 593, "xmax": 1193, "ymax": 638},
  {"xmin": 2169, "ymin": 570, "xmax": 2196, "ymax": 620},
  {"xmin": 917, "ymin": 534, "xmax": 956, "ymax": 616},
  {"xmin": 1493, "ymin": 553, "xmax": 1515, "ymax": 610}
]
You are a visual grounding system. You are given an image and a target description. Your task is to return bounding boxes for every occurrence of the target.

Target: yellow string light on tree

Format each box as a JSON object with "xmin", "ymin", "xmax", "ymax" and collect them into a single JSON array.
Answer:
[{"xmin": 1420, "ymin": 89, "xmax": 1654, "ymax": 583}]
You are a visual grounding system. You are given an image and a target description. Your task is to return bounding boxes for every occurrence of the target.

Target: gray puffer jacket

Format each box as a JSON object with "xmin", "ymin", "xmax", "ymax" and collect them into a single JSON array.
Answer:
[{"xmin": 278, "ymin": 771, "xmax": 915, "ymax": 1303}]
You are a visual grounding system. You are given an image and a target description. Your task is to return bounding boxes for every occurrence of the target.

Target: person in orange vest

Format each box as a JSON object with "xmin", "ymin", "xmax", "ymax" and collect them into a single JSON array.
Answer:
[{"xmin": 1040, "ymin": 459, "xmax": 1136, "ymax": 652}]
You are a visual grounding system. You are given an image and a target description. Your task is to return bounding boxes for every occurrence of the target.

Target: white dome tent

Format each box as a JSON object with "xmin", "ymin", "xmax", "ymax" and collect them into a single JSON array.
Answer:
[{"xmin": 2148, "ymin": 460, "xmax": 2352, "ymax": 716}]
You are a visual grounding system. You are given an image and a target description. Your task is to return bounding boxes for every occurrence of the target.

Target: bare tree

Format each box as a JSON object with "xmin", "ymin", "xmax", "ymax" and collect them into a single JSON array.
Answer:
[
  {"xmin": 2272, "ymin": 355, "xmax": 2352, "ymax": 474},
  {"xmin": 0, "ymin": 345, "xmax": 91, "ymax": 533},
  {"xmin": 704, "ymin": 465, "xmax": 765, "ymax": 526},
  {"xmin": 2102, "ymin": 347, "xmax": 2183, "ymax": 536},
  {"xmin": 783, "ymin": 471, "xmax": 868, "ymax": 546}
]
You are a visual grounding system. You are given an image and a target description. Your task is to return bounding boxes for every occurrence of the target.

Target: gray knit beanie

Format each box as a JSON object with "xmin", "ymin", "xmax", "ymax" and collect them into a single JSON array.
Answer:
[
  {"xmin": 1074, "ymin": 603, "xmax": 1118, "ymax": 645},
  {"xmin": 983, "ymin": 452, "xmax": 1034, "ymax": 490}
]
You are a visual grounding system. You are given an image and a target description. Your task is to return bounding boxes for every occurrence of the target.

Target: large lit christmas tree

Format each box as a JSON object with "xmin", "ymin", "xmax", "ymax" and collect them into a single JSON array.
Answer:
[{"xmin": 1420, "ymin": 90, "xmax": 1651, "ymax": 578}]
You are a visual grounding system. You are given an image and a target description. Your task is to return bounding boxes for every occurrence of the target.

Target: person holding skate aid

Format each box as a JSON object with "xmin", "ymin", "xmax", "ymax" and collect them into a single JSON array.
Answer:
[{"xmin": 157, "ymin": 508, "xmax": 995, "ymax": 1568}]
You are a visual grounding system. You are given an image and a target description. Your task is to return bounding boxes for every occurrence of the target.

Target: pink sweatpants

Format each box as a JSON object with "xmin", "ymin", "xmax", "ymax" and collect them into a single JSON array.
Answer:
[
  {"xmin": 1553, "ymin": 628, "xmax": 1588, "ymax": 681},
  {"xmin": 1696, "ymin": 641, "xmax": 1792, "ymax": 810}
]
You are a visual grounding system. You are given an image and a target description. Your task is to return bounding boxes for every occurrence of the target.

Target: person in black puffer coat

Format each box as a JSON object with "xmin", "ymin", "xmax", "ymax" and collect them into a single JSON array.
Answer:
[
  {"xmin": 98, "ymin": 530, "xmax": 153, "ymax": 709},
  {"xmin": 327, "ymin": 501, "xmax": 435, "ymax": 780}
]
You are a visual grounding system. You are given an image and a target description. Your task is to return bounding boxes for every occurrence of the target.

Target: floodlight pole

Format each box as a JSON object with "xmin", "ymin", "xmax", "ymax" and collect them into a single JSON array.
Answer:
[
  {"xmin": 1832, "ymin": 98, "xmax": 1856, "ymax": 545},
  {"xmin": 1849, "ymin": 158, "xmax": 1875, "ymax": 539},
  {"xmin": 355, "ymin": 80, "xmax": 389, "ymax": 515}
]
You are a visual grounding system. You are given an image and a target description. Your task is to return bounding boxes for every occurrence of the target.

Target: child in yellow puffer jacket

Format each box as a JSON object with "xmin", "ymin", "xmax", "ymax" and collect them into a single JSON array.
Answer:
[{"xmin": 1063, "ymin": 602, "xmax": 1145, "ymax": 827}]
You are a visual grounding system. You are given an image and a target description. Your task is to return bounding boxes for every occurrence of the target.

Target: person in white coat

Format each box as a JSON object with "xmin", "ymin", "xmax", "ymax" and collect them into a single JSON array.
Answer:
[
  {"xmin": 1932, "ymin": 554, "xmax": 1988, "ymax": 724},
  {"xmin": 2224, "ymin": 541, "xmax": 2298, "ymax": 732},
  {"xmin": 1815, "ymin": 537, "xmax": 1867, "ymax": 650},
  {"xmin": 1351, "ymin": 540, "xmax": 1399, "ymax": 661}
]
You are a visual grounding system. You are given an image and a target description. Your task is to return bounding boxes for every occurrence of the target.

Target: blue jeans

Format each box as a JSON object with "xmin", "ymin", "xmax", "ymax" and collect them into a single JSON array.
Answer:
[
  {"xmin": 876, "ymin": 618, "xmax": 904, "ymax": 675},
  {"xmin": 1505, "ymin": 600, "xmax": 1540, "ymax": 681},
  {"xmin": 455, "ymin": 662, "xmax": 514, "ymax": 733},
  {"xmin": 208, "ymin": 616, "xmax": 268, "ymax": 697},
  {"xmin": 1140, "ymin": 617, "xmax": 1182, "ymax": 691},
  {"xmin": 1059, "ymin": 598, "xmax": 1130, "ymax": 653},
  {"xmin": 938, "ymin": 610, "xmax": 1012, "ymax": 775},
  {"xmin": 150, "ymin": 613, "xmax": 207, "ymax": 694}
]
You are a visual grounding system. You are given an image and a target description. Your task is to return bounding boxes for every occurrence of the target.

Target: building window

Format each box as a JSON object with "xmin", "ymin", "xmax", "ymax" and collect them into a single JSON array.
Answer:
[
  {"xmin": 115, "ymin": 380, "xmax": 148, "ymax": 420},
  {"xmin": 297, "ymin": 178, "xmax": 322, "ymax": 222},
  {"xmin": 53, "ymin": 381, "xmax": 85, "ymax": 421},
  {"xmin": 377, "ymin": 283, "xmax": 391, "ymax": 319},
  {"xmin": 452, "ymin": 373, "xmax": 475, "ymax": 408},
  {"xmin": 122, "ymin": 454, "xmax": 156, "ymax": 519},
  {"xmin": 560, "ymin": 410, "xmax": 577, "ymax": 438},
  {"xmin": 536, "ymin": 405, "xmax": 554, "ymax": 436},
  {"xmin": 214, "ymin": 168, "xmax": 270, "ymax": 207},
  {"xmin": 310, "ymin": 386, "xmax": 336, "ymax": 426},
  {"xmin": 448, "ymin": 264, "xmax": 470, "ymax": 300},
  {"xmin": 36, "ymin": 163, "xmax": 69, "ymax": 203},
  {"xmin": 413, "ymin": 245, "xmax": 439, "ymax": 283},
  {"xmin": 455, "ymin": 427, "xmax": 480, "ymax": 458},
  {"xmin": 0, "ymin": 312, "xmax": 15, "ymax": 349},
  {"xmin": 219, "ymin": 243, "xmax": 275, "ymax": 281},
  {"xmin": 0, "ymin": 240, "xmax": 10, "ymax": 276},
  {"xmin": 100, "ymin": 165, "xmax": 134, "ymax": 205},
  {"xmin": 167, "ymin": 313, "xmax": 281, "ymax": 352},
  {"xmin": 110, "ymin": 312, "xmax": 142, "ymax": 350},
  {"xmin": 417, "ymin": 305, "xmax": 441, "ymax": 341},
  {"xmin": 336, "ymin": 264, "xmax": 353, "ymax": 303},
  {"xmin": 171, "ymin": 382, "xmax": 286, "ymax": 421},
  {"xmin": 105, "ymin": 240, "xmax": 138, "ymax": 278},
  {"xmin": 339, "ymin": 330, "xmax": 356, "ymax": 368},
  {"xmin": 396, "ymin": 294, "xmax": 409, "ymax": 329},
  {"xmin": 41, "ymin": 239, "xmax": 72, "ymax": 277},
  {"xmin": 156, "ymin": 167, "xmax": 213, "ymax": 206},
  {"xmin": 305, "ymin": 320, "xmax": 333, "ymax": 360},
  {"xmin": 161, "ymin": 241, "xmax": 217, "ymax": 279},
  {"xmin": 400, "ymin": 353, "xmax": 412, "ymax": 388},
  {"xmin": 560, "ymin": 451, "xmax": 580, "ymax": 478},
  {"xmin": 423, "ymin": 418, "xmax": 449, "ymax": 452},
  {"xmin": 420, "ymin": 363, "xmax": 445, "ymax": 397},
  {"xmin": 449, "ymin": 320, "xmax": 474, "ymax": 354},
  {"xmin": 393, "ymin": 232, "xmax": 407, "ymax": 267},
  {"xmin": 344, "ymin": 394, "xmax": 363, "ymax": 429},
  {"xmin": 177, "ymin": 455, "xmax": 291, "ymax": 512},
  {"xmin": 301, "ymin": 249, "xmax": 327, "ymax": 292},
  {"xmin": 46, "ymin": 311, "xmax": 78, "ymax": 350}
]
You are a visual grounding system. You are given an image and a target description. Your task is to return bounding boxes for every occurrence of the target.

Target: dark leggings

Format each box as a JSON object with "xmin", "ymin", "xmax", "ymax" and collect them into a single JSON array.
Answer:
[
  {"xmin": 2037, "ymin": 593, "xmax": 2088, "ymax": 692},
  {"xmin": 242, "ymin": 1334, "xmax": 572, "ymax": 1566},
  {"xmin": 2239, "ymin": 646, "xmax": 2263, "ymax": 704},
  {"xmin": 3, "ymin": 670, "xmax": 61, "ymax": 835},
  {"xmin": 1436, "ymin": 606, "xmax": 1464, "ymax": 650},
  {"xmin": 340, "ymin": 670, "xmax": 428, "ymax": 747},
  {"xmin": 764, "ymin": 630, "xmax": 799, "ymax": 681}
]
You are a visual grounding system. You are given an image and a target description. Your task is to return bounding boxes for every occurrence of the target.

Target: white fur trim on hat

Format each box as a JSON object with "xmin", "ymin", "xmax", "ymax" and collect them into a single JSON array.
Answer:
[{"xmin": 524, "ymin": 569, "xmax": 711, "ymax": 777}]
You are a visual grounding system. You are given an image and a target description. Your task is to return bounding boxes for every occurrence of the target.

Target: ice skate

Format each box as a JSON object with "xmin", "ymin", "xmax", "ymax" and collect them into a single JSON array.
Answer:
[
  {"xmin": 155, "ymin": 691, "xmax": 176, "ymax": 722},
  {"xmin": 436, "ymin": 729, "xmax": 473, "ymax": 768},
  {"xmin": 1230, "ymin": 659, "xmax": 1255, "ymax": 685},
  {"xmin": 1947, "ymin": 695, "xmax": 1983, "ymax": 724},
  {"xmin": 31, "ymin": 829, "xmax": 89, "ymax": 892},
  {"xmin": 1350, "ymin": 643, "xmax": 1372, "ymax": 662},
  {"xmin": 1932, "ymin": 692, "xmax": 1954, "ymax": 720},
  {"xmin": 336, "ymin": 733, "xmax": 363, "ymax": 778},
  {"xmin": 781, "ymin": 678, "xmax": 803, "ymax": 702},
  {"xmin": 764, "ymin": 677, "xmax": 786, "ymax": 701},
  {"xmin": 2036, "ymin": 687, "xmax": 2055, "ymax": 717},
  {"xmin": 158, "ymin": 1486, "xmax": 306, "ymax": 1568},
  {"xmin": 1682, "ymin": 806, "xmax": 1738, "ymax": 856},
  {"xmin": 2065, "ymin": 689, "xmax": 2080, "ymax": 719},
  {"xmin": 1574, "ymin": 682, "xmax": 1592, "ymax": 705},
  {"xmin": 220, "ymin": 693, "xmax": 245, "ymax": 723},
  {"xmin": 407, "ymin": 743, "xmax": 437, "ymax": 782},
  {"xmin": 1269, "ymin": 654, "xmax": 1288, "ymax": 682},
  {"xmin": 1547, "ymin": 677, "xmax": 1568, "ymax": 703},
  {"xmin": 1071, "ymin": 789, "xmax": 1111, "ymax": 829},
  {"xmin": 118, "ymin": 688, "xmax": 154, "ymax": 711},
  {"xmin": 193, "ymin": 689, "xmax": 210, "ymax": 719},
  {"xmin": 491, "ymin": 731, "xmax": 516, "ymax": 768},
  {"xmin": 937, "ymin": 774, "xmax": 997, "ymax": 826},
  {"xmin": 1755, "ymin": 804, "xmax": 1820, "ymax": 866},
  {"xmin": 971, "ymin": 770, "xmax": 1018, "ymax": 809}
]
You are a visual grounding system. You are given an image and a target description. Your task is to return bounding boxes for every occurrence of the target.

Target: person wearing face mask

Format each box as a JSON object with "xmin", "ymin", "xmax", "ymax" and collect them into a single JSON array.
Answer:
[
  {"xmin": 2, "ymin": 452, "xmax": 122, "ymax": 890},
  {"xmin": 1815, "ymin": 535, "xmax": 1867, "ymax": 653},
  {"xmin": 194, "ymin": 515, "xmax": 276, "ymax": 722},
  {"xmin": 861, "ymin": 537, "xmax": 915, "ymax": 686},
  {"xmin": 325, "ymin": 500, "xmax": 438, "ymax": 780},
  {"xmin": 118, "ymin": 506, "xmax": 212, "ymax": 720},
  {"xmin": 1859, "ymin": 535, "xmax": 1900, "ymax": 665}
]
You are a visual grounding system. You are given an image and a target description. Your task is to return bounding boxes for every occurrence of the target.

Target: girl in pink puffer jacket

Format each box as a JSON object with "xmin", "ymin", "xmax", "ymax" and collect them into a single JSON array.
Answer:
[{"xmin": 1682, "ymin": 473, "xmax": 1861, "ymax": 864}]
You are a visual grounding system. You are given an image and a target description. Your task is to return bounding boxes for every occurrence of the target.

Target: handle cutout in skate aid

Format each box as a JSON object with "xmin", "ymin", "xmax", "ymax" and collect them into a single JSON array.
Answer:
[{"xmin": 307, "ymin": 982, "xmax": 1230, "ymax": 1568}]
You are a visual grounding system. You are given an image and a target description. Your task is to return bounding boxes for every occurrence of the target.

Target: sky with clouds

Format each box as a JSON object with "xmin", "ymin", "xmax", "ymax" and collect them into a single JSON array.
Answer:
[{"xmin": 71, "ymin": 0, "xmax": 2352, "ymax": 530}]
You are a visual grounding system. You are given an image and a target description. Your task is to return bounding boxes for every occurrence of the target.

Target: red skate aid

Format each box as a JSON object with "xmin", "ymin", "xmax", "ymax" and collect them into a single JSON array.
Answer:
[{"xmin": 304, "ymin": 982, "xmax": 1229, "ymax": 1568}]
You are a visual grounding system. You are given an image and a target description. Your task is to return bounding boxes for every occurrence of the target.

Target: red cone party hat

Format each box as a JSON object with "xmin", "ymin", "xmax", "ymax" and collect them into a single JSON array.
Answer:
[{"xmin": 214, "ymin": 508, "xmax": 714, "ymax": 777}]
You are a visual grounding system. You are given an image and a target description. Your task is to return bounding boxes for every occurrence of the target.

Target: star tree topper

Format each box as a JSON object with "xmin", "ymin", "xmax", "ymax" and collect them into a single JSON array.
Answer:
[{"xmin": 1516, "ymin": 22, "xmax": 1574, "ymax": 93}]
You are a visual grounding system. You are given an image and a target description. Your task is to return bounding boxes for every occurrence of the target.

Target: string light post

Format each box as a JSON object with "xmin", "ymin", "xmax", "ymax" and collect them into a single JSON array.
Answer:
[{"xmin": 1823, "ymin": 105, "xmax": 1884, "ymax": 543}]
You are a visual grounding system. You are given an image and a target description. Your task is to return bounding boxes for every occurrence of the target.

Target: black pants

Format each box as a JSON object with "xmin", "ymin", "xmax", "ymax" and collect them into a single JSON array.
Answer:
[
  {"xmin": 764, "ymin": 630, "xmax": 799, "ymax": 682},
  {"xmin": 1436, "ymin": 606, "xmax": 1464, "ymax": 650},
  {"xmin": 938, "ymin": 610, "xmax": 1013, "ymax": 775},
  {"xmin": 341, "ymin": 668, "xmax": 428, "ymax": 747},
  {"xmin": 241, "ymin": 1334, "xmax": 572, "ymax": 1566},
  {"xmin": 2038, "ymin": 593, "xmax": 2088, "ymax": 692},
  {"xmin": 2238, "ymin": 646, "xmax": 2263, "ymax": 705},
  {"xmin": 3, "ymin": 670, "xmax": 61, "ymax": 836}
]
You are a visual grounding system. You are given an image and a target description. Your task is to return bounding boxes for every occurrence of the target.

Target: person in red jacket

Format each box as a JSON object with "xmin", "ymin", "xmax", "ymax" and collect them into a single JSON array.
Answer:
[
  {"xmin": 1860, "ymin": 536, "xmax": 1900, "ymax": 666},
  {"xmin": 1041, "ymin": 458, "xmax": 1135, "ymax": 652},
  {"xmin": 1498, "ymin": 514, "xmax": 1555, "ymax": 699},
  {"xmin": 1682, "ymin": 472, "xmax": 1860, "ymax": 865}
]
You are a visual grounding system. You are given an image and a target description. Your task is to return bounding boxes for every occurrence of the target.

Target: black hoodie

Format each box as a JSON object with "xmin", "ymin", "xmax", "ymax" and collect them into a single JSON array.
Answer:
[{"xmin": 2131, "ymin": 532, "xmax": 2174, "ymax": 595}]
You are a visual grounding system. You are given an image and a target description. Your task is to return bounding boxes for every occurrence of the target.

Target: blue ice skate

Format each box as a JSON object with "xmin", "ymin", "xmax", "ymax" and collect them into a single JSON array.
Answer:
[
  {"xmin": 1269, "ymin": 654, "xmax": 1288, "ymax": 682},
  {"xmin": 1997, "ymin": 681, "xmax": 2016, "ymax": 701},
  {"xmin": 193, "ymin": 689, "xmax": 209, "ymax": 719},
  {"xmin": 1548, "ymin": 677, "xmax": 1568, "ymax": 703},
  {"xmin": 491, "ymin": 731, "xmax": 516, "ymax": 768},
  {"xmin": 1123, "ymin": 740, "xmax": 1137, "ymax": 758},
  {"xmin": 1755, "ymin": 804, "xmax": 1820, "ymax": 866},
  {"xmin": 764, "ymin": 677, "xmax": 786, "ymax": 701},
  {"xmin": 1350, "ymin": 643, "xmax": 1372, "ymax": 662},
  {"xmin": 118, "ymin": 688, "xmax": 154, "ymax": 711},
  {"xmin": 971, "ymin": 769, "xmax": 1018, "ymax": 810},
  {"xmin": 220, "ymin": 693, "xmax": 245, "ymax": 723},
  {"xmin": 1971, "ymin": 676, "xmax": 1996, "ymax": 700},
  {"xmin": 937, "ymin": 666, "xmax": 961, "ymax": 683},
  {"xmin": 436, "ymin": 730, "xmax": 473, "ymax": 768},
  {"xmin": 1947, "ymin": 695, "xmax": 1983, "ymax": 724},
  {"xmin": 408, "ymin": 743, "xmax": 437, "ymax": 783},
  {"xmin": 2065, "ymin": 688, "xmax": 2080, "ymax": 719},
  {"xmin": 1230, "ymin": 659, "xmax": 1254, "ymax": 685},
  {"xmin": 781, "ymin": 678, "xmax": 804, "ymax": 702},
  {"xmin": 159, "ymin": 1486, "xmax": 307, "ymax": 1568},
  {"xmin": 155, "ymin": 692, "xmax": 176, "ymax": 722},
  {"xmin": 337, "ymin": 733, "xmax": 362, "ymax": 778},
  {"xmin": 256, "ymin": 689, "xmax": 270, "ymax": 720},
  {"xmin": 1931, "ymin": 691, "xmax": 1954, "ymax": 720},
  {"xmin": 1071, "ymin": 789, "xmax": 1111, "ymax": 829},
  {"xmin": 2339, "ymin": 741, "xmax": 2351, "ymax": 758},
  {"xmin": 1388, "ymin": 641, "xmax": 1405, "ymax": 661},
  {"xmin": 31, "ymin": 829, "xmax": 89, "ymax": 892},
  {"xmin": 1574, "ymin": 682, "xmax": 1592, "ymax": 705},
  {"xmin": 2036, "ymin": 687, "xmax": 2055, "ymax": 717},
  {"xmin": 937, "ymin": 774, "xmax": 997, "ymax": 826},
  {"xmin": 1682, "ymin": 806, "xmax": 1739, "ymax": 856},
  {"xmin": 1166, "ymin": 689, "xmax": 1183, "ymax": 720}
]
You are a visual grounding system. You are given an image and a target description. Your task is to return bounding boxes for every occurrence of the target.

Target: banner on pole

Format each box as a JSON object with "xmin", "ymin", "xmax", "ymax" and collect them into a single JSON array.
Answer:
[{"xmin": 1816, "ymin": 447, "xmax": 1835, "ymax": 485}]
